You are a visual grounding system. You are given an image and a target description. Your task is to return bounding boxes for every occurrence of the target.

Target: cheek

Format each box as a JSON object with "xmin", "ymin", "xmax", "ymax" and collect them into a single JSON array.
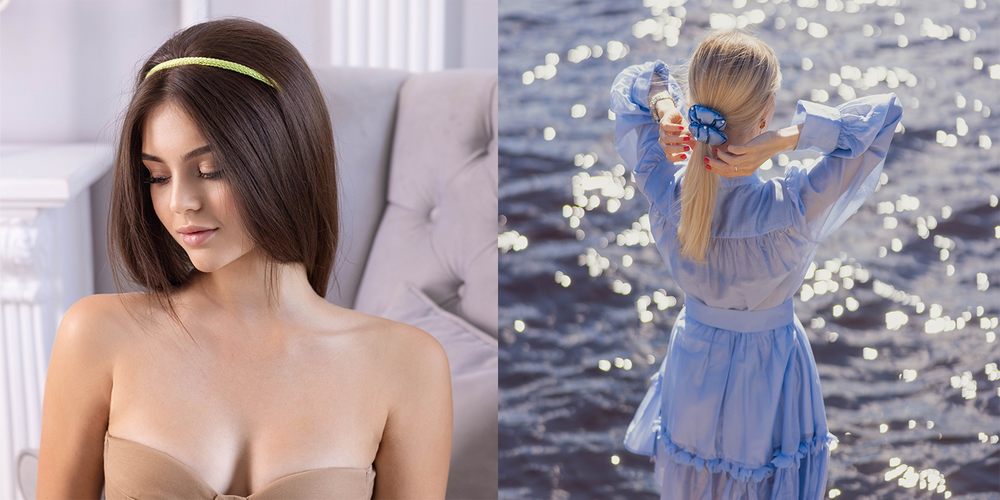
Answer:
[
  {"xmin": 149, "ymin": 188, "xmax": 173, "ymax": 228},
  {"xmin": 212, "ymin": 185, "xmax": 249, "ymax": 236}
]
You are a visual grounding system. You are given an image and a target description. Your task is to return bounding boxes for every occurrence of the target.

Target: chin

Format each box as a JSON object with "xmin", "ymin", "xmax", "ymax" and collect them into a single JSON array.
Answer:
[
  {"xmin": 188, "ymin": 258, "xmax": 228, "ymax": 273},
  {"xmin": 187, "ymin": 248, "xmax": 253, "ymax": 274}
]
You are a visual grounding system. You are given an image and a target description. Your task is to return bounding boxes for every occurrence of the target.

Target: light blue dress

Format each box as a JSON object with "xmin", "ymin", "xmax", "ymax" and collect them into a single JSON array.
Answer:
[{"xmin": 611, "ymin": 61, "xmax": 903, "ymax": 499}]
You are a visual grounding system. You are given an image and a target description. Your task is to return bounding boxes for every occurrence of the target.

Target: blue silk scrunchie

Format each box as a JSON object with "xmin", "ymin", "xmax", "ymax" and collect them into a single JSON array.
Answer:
[{"xmin": 687, "ymin": 104, "xmax": 728, "ymax": 146}]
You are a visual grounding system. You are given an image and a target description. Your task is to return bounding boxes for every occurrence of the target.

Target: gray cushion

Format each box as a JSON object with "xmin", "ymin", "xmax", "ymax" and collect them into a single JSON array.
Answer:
[
  {"xmin": 383, "ymin": 283, "xmax": 498, "ymax": 500},
  {"xmin": 18, "ymin": 448, "xmax": 38, "ymax": 500},
  {"xmin": 354, "ymin": 70, "xmax": 498, "ymax": 338},
  {"xmin": 313, "ymin": 67, "xmax": 409, "ymax": 308}
]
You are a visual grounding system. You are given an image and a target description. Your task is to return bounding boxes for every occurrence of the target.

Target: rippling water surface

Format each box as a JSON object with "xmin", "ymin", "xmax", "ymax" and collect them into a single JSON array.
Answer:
[{"xmin": 498, "ymin": 0, "xmax": 1000, "ymax": 498}]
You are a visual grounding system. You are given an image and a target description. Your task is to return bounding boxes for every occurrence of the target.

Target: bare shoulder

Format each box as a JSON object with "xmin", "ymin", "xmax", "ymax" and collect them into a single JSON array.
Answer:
[
  {"xmin": 64, "ymin": 291, "xmax": 155, "ymax": 319},
  {"xmin": 39, "ymin": 293, "xmax": 156, "ymax": 499},
  {"xmin": 57, "ymin": 294, "xmax": 127, "ymax": 348},
  {"xmin": 317, "ymin": 303, "xmax": 450, "ymax": 383},
  {"xmin": 56, "ymin": 292, "xmax": 164, "ymax": 359}
]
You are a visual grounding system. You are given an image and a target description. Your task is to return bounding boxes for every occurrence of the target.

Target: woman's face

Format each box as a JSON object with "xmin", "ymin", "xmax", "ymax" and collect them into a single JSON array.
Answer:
[{"xmin": 141, "ymin": 101, "xmax": 254, "ymax": 273}]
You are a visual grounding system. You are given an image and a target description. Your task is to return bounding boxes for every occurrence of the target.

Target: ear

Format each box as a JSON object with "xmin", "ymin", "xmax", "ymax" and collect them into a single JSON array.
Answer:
[
  {"xmin": 761, "ymin": 94, "xmax": 775, "ymax": 121},
  {"xmin": 760, "ymin": 94, "xmax": 776, "ymax": 129}
]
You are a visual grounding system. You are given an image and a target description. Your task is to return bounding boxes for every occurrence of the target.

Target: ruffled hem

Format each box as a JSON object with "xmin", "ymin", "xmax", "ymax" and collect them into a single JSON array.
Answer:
[
  {"xmin": 626, "ymin": 306, "xmax": 837, "ymax": 498},
  {"xmin": 624, "ymin": 365, "xmax": 838, "ymax": 493},
  {"xmin": 655, "ymin": 429, "xmax": 837, "ymax": 484}
]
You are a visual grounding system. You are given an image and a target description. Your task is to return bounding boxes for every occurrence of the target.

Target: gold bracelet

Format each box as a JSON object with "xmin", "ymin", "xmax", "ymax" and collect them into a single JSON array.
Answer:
[{"xmin": 649, "ymin": 92, "xmax": 675, "ymax": 121}]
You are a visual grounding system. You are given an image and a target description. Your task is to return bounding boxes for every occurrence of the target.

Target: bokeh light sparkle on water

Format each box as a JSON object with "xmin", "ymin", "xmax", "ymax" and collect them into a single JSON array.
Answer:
[{"xmin": 499, "ymin": 0, "xmax": 999, "ymax": 498}]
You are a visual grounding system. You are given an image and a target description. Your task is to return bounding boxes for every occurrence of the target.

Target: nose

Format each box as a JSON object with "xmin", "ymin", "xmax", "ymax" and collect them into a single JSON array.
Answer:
[{"xmin": 168, "ymin": 175, "xmax": 203, "ymax": 214}]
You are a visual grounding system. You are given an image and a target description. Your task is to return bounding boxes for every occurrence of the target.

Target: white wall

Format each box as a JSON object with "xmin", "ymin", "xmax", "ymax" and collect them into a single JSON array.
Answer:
[
  {"xmin": 452, "ymin": 0, "xmax": 498, "ymax": 70},
  {"xmin": 0, "ymin": 0, "xmax": 180, "ymax": 145}
]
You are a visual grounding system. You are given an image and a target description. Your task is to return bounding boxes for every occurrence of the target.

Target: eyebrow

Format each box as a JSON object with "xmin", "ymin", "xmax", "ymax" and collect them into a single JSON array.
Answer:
[{"xmin": 141, "ymin": 145, "xmax": 212, "ymax": 163}]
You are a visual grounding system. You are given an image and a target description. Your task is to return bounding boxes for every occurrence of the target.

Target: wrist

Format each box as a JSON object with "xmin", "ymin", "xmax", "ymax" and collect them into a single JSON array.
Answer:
[
  {"xmin": 649, "ymin": 91, "xmax": 674, "ymax": 120},
  {"xmin": 654, "ymin": 99, "xmax": 675, "ymax": 120},
  {"xmin": 775, "ymin": 124, "xmax": 802, "ymax": 152}
]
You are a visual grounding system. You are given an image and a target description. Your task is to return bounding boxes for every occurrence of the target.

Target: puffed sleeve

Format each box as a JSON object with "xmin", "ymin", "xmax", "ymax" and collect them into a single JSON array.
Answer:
[
  {"xmin": 611, "ymin": 60, "xmax": 686, "ymax": 216},
  {"xmin": 782, "ymin": 93, "xmax": 903, "ymax": 242}
]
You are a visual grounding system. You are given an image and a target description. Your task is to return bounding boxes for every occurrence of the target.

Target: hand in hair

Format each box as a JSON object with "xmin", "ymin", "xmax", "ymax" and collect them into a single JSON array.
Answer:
[
  {"xmin": 655, "ymin": 99, "xmax": 693, "ymax": 163},
  {"xmin": 705, "ymin": 124, "xmax": 802, "ymax": 177}
]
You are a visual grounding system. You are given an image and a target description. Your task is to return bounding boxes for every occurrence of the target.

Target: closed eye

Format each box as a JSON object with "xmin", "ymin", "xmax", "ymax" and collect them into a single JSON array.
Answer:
[{"xmin": 142, "ymin": 171, "xmax": 224, "ymax": 185}]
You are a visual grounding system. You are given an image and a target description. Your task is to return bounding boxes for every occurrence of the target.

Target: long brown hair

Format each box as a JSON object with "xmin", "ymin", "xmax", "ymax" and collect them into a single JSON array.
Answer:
[
  {"xmin": 109, "ymin": 18, "xmax": 339, "ymax": 315},
  {"xmin": 678, "ymin": 30, "xmax": 781, "ymax": 262}
]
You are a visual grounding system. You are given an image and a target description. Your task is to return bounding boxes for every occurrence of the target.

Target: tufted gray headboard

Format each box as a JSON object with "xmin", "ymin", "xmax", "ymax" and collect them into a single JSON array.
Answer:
[
  {"xmin": 313, "ymin": 66, "xmax": 409, "ymax": 310},
  {"xmin": 352, "ymin": 70, "xmax": 499, "ymax": 338}
]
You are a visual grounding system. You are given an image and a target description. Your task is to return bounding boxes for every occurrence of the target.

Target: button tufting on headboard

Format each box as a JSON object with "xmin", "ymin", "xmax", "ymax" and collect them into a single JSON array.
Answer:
[{"xmin": 353, "ymin": 70, "xmax": 498, "ymax": 338}]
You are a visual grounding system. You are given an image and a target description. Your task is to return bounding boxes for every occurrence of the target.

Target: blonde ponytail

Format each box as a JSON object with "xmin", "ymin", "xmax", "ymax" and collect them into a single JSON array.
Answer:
[
  {"xmin": 676, "ymin": 30, "xmax": 781, "ymax": 262},
  {"xmin": 678, "ymin": 140, "xmax": 718, "ymax": 260}
]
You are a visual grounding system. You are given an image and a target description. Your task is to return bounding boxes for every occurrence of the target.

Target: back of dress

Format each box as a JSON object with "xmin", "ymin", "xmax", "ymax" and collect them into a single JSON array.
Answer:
[
  {"xmin": 612, "ymin": 60, "xmax": 902, "ymax": 500},
  {"xmin": 613, "ymin": 60, "xmax": 903, "ymax": 312}
]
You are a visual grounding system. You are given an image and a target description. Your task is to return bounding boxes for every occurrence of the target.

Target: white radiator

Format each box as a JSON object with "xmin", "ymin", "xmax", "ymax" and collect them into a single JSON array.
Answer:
[{"xmin": 0, "ymin": 217, "xmax": 61, "ymax": 500}]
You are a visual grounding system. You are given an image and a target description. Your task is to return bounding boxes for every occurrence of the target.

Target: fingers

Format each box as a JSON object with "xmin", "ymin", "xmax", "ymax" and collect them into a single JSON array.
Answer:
[
  {"xmin": 659, "ymin": 123, "xmax": 687, "ymax": 137},
  {"xmin": 702, "ymin": 156, "xmax": 741, "ymax": 177},
  {"xmin": 659, "ymin": 138, "xmax": 691, "ymax": 160},
  {"xmin": 725, "ymin": 144, "xmax": 750, "ymax": 155},
  {"xmin": 658, "ymin": 133, "xmax": 691, "ymax": 148},
  {"xmin": 702, "ymin": 156, "xmax": 717, "ymax": 172},
  {"xmin": 660, "ymin": 133, "xmax": 692, "ymax": 159},
  {"xmin": 714, "ymin": 147, "xmax": 739, "ymax": 164}
]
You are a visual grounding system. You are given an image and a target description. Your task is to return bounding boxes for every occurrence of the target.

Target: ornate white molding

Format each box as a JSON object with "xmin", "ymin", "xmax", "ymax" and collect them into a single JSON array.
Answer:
[{"xmin": 0, "ymin": 143, "xmax": 112, "ymax": 500}]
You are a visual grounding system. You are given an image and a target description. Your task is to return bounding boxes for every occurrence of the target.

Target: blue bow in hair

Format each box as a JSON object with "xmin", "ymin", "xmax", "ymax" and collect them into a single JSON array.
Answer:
[{"xmin": 687, "ymin": 105, "xmax": 728, "ymax": 146}]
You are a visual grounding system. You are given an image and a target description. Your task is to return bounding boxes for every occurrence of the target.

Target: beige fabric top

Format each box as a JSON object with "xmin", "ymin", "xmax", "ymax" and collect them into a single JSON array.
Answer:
[{"xmin": 103, "ymin": 432, "xmax": 375, "ymax": 500}]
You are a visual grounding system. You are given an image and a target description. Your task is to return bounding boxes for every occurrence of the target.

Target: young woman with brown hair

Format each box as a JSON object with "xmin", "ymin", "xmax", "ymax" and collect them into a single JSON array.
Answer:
[
  {"xmin": 611, "ymin": 30, "xmax": 902, "ymax": 499},
  {"xmin": 37, "ymin": 18, "xmax": 452, "ymax": 499}
]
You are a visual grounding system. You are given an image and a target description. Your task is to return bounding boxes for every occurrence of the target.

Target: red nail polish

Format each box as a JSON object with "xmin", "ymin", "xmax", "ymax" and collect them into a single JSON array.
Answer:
[
  {"xmin": 679, "ymin": 154, "xmax": 687, "ymax": 159},
  {"xmin": 714, "ymin": 148, "xmax": 718, "ymax": 155},
  {"xmin": 682, "ymin": 137, "xmax": 690, "ymax": 141},
  {"xmin": 703, "ymin": 157, "xmax": 709, "ymax": 163},
  {"xmin": 683, "ymin": 145, "xmax": 690, "ymax": 151},
  {"xmin": 706, "ymin": 165, "xmax": 712, "ymax": 170},
  {"xmin": 678, "ymin": 126, "xmax": 685, "ymax": 131}
]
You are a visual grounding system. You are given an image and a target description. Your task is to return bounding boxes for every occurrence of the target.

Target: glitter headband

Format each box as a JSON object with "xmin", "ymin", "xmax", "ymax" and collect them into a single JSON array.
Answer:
[{"xmin": 145, "ymin": 57, "xmax": 275, "ymax": 88}]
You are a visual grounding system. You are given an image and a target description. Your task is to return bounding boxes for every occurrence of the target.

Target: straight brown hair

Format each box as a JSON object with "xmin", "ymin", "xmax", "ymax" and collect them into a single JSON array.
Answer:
[{"xmin": 109, "ymin": 18, "xmax": 339, "ymax": 317}]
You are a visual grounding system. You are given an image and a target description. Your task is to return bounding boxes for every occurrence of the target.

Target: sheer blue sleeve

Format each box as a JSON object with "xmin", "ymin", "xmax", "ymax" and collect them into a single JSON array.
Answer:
[
  {"xmin": 611, "ymin": 60, "xmax": 686, "ymax": 216},
  {"xmin": 782, "ymin": 93, "xmax": 903, "ymax": 242}
]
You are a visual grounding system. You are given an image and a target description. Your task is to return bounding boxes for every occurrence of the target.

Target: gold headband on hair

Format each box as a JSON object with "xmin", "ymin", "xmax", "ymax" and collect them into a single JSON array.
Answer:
[{"xmin": 145, "ymin": 57, "xmax": 275, "ymax": 88}]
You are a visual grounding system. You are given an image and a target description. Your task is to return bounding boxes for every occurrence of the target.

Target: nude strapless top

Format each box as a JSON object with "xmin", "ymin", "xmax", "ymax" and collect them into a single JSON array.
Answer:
[{"xmin": 104, "ymin": 432, "xmax": 375, "ymax": 500}]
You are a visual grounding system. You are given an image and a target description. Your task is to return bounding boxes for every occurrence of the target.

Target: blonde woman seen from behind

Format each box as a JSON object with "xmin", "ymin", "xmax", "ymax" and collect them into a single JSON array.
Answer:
[{"xmin": 612, "ymin": 30, "xmax": 902, "ymax": 499}]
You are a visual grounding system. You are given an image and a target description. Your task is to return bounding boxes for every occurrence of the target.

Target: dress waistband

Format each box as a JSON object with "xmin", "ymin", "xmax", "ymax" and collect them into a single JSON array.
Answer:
[{"xmin": 683, "ymin": 297, "xmax": 795, "ymax": 333}]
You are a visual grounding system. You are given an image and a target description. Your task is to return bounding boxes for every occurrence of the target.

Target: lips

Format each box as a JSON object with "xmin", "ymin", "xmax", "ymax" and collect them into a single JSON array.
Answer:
[{"xmin": 178, "ymin": 227, "xmax": 218, "ymax": 246}]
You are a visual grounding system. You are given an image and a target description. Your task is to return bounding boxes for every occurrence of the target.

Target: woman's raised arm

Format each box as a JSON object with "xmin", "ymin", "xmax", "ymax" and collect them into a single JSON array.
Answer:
[
  {"xmin": 782, "ymin": 93, "xmax": 903, "ymax": 241},
  {"xmin": 611, "ymin": 60, "xmax": 688, "ymax": 214},
  {"xmin": 37, "ymin": 295, "xmax": 118, "ymax": 499},
  {"xmin": 709, "ymin": 123, "xmax": 804, "ymax": 177}
]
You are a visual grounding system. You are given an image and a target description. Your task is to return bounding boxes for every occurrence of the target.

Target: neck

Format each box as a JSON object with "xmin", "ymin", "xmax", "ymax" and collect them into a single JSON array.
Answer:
[
  {"xmin": 722, "ymin": 128, "xmax": 763, "ymax": 150},
  {"xmin": 182, "ymin": 249, "xmax": 322, "ymax": 329}
]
